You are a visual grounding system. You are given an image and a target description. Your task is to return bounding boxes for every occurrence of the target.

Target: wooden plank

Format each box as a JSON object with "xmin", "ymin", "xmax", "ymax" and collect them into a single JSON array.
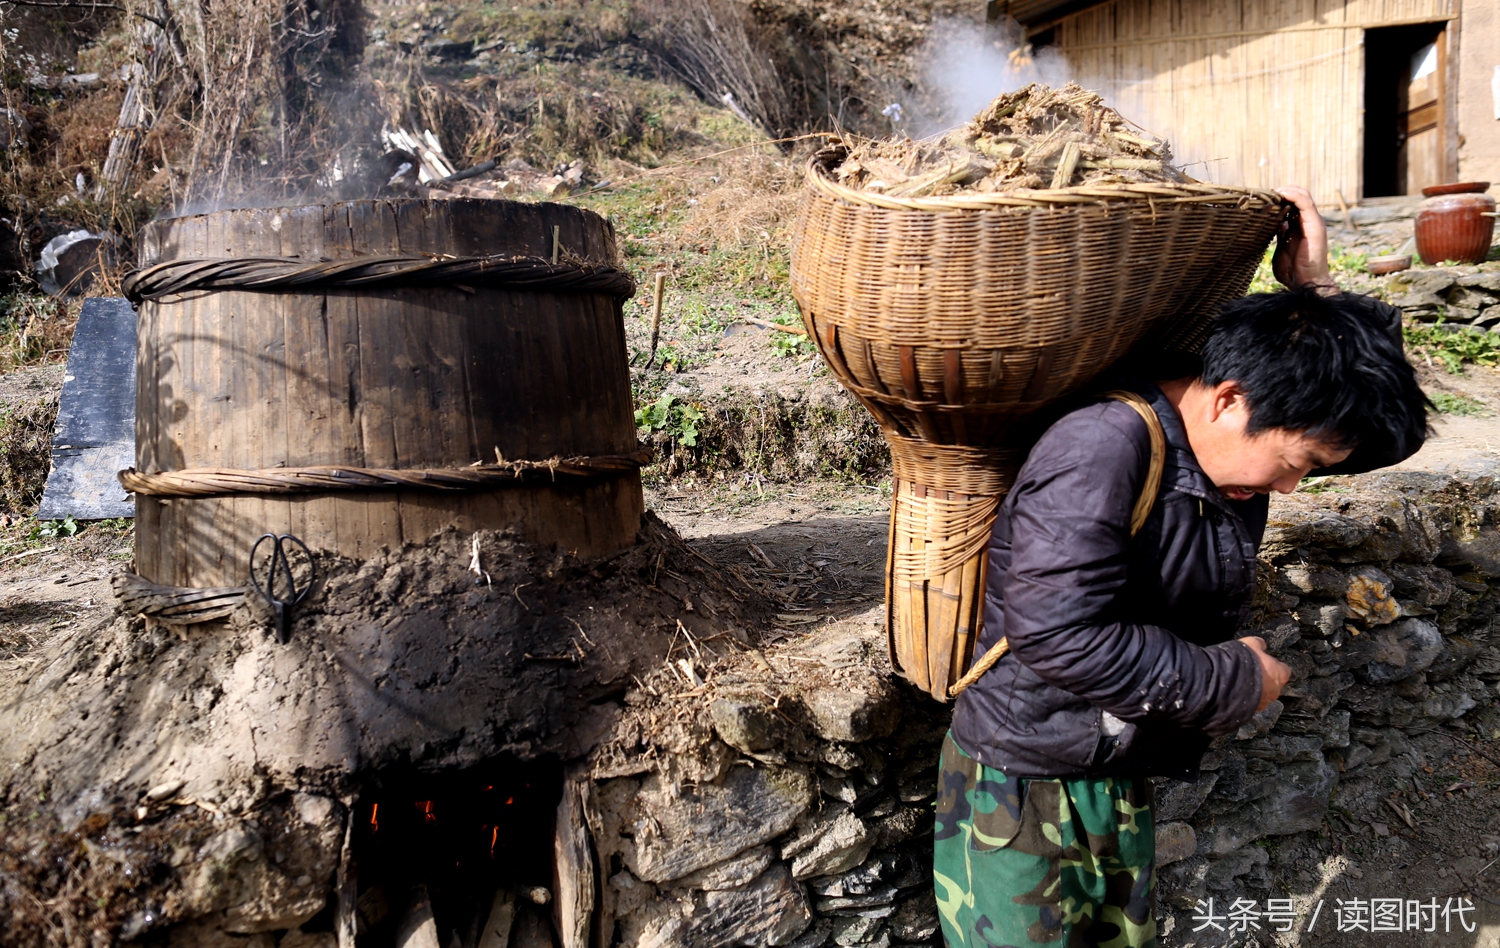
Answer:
[
  {"xmin": 395, "ymin": 886, "xmax": 442, "ymax": 948},
  {"xmin": 477, "ymin": 889, "xmax": 517, "ymax": 948},
  {"xmin": 553, "ymin": 765, "xmax": 596, "ymax": 948}
]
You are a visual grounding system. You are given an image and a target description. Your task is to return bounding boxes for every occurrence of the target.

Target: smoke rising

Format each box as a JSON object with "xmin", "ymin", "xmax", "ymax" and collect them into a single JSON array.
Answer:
[
  {"xmin": 908, "ymin": 16, "xmax": 1229, "ymax": 185},
  {"xmin": 912, "ymin": 16, "xmax": 1079, "ymax": 137}
]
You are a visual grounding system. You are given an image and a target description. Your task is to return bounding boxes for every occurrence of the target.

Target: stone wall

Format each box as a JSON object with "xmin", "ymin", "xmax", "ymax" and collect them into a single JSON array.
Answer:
[
  {"xmin": 589, "ymin": 652, "xmax": 949, "ymax": 948},
  {"xmin": 592, "ymin": 473, "xmax": 1500, "ymax": 948},
  {"xmin": 1156, "ymin": 473, "xmax": 1500, "ymax": 930},
  {"xmin": 1386, "ymin": 265, "xmax": 1500, "ymax": 328}
]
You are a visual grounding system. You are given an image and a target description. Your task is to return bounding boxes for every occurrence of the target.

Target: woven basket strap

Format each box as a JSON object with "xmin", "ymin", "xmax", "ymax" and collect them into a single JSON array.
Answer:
[
  {"xmin": 1100, "ymin": 390, "xmax": 1168, "ymax": 536},
  {"xmin": 947, "ymin": 390, "xmax": 1167, "ymax": 698}
]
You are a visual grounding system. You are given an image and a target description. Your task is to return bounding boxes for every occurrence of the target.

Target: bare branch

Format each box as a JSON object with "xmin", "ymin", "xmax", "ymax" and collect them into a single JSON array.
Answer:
[
  {"xmin": 0, "ymin": 0, "xmax": 170, "ymax": 29},
  {"xmin": 2, "ymin": 0, "xmax": 126, "ymax": 12}
]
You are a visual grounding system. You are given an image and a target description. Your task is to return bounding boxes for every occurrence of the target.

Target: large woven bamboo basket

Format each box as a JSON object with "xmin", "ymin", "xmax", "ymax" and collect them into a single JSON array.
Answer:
[{"xmin": 790, "ymin": 145, "xmax": 1285, "ymax": 700}]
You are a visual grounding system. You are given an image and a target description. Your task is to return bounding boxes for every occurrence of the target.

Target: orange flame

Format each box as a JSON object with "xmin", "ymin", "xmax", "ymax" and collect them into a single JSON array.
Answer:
[
  {"xmin": 491, "ymin": 825, "xmax": 500, "ymax": 857},
  {"xmin": 416, "ymin": 800, "xmax": 437, "ymax": 823},
  {"xmin": 370, "ymin": 803, "xmax": 380, "ymax": 832}
]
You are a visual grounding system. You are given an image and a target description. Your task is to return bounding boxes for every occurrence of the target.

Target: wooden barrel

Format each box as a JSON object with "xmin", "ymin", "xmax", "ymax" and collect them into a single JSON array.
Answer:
[{"xmin": 127, "ymin": 199, "xmax": 642, "ymax": 590}]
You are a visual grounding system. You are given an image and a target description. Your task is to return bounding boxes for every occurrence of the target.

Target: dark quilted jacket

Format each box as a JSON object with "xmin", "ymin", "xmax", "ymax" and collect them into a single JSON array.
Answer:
[{"xmin": 949, "ymin": 380, "xmax": 1268, "ymax": 780}]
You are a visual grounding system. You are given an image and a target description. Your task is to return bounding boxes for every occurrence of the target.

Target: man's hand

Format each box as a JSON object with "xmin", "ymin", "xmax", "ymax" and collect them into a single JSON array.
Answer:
[
  {"xmin": 1240, "ymin": 635, "xmax": 1292, "ymax": 712},
  {"xmin": 1271, "ymin": 186, "xmax": 1337, "ymax": 295}
]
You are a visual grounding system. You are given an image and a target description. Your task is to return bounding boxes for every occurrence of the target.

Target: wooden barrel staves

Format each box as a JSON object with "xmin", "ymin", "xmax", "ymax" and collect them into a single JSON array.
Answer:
[
  {"xmin": 792, "ymin": 146, "xmax": 1286, "ymax": 701},
  {"xmin": 122, "ymin": 199, "xmax": 642, "ymax": 594}
]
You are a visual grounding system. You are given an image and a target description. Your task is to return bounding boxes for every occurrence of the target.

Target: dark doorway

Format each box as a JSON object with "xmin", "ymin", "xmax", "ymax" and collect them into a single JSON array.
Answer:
[{"xmin": 1363, "ymin": 22, "xmax": 1449, "ymax": 198}]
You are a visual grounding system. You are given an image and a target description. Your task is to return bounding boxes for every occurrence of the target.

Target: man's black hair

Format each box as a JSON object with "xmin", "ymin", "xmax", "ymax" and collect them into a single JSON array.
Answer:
[{"xmin": 1198, "ymin": 286, "xmax": 1431, "ymax": 475}]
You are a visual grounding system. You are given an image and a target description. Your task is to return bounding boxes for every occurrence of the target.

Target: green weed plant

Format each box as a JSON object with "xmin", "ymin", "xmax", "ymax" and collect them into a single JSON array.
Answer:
[
  {"xmin": 1404, "ymin": 319, "xmax": 1500, "ymax": 374},
  {"xmin": 770, "ymin": 314, "xmax": 814, "ymax": 358},
  {"xmin": 635, "ymin": 393, "xmax": 703, "ymax": 447},
  {"xmin": 1430, "ymin": 392, "xmax": 1491, "ymax": 416},
  {"xmin": 33, "ymin": 515, "xmax": 77, "ymax": 539}
]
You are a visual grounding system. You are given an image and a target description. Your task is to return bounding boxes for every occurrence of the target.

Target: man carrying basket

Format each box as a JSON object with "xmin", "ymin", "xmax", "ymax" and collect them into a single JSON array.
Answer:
[{"xmin": 933, "ymin": 188, "xmax": 1431, "ymax": 948}]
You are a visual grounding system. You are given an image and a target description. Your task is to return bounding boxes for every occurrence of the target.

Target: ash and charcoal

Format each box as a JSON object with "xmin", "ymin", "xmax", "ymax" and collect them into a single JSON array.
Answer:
[
  {"xmin": 348, "ymin": 757, "xmax": 564, "ymax": 948},
  {"xmin": 832, "ymin": 82, "xmax": 1190, "ymax": 197}
]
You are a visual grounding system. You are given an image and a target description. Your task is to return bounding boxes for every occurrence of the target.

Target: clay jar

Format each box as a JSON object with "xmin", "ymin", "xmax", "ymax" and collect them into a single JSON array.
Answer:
[{"xmin": 1415, "ymin": 181, "xmax": 1496, "ymax": 265}]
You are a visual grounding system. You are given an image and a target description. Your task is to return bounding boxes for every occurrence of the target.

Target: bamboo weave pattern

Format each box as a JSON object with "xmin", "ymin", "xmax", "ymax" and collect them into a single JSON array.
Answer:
[
  {"xmin": 111, "ymin": 570, "xmax": 246, "ymax": 625},
  {"xmin": 792, "ymin": 146, "xmax": 1284, "ymax": 702},
  {"xmin": 792, "ymin": 147, "xmax": 1286, "ymax": 445},
  {"xmin": 122, "ymin": 253, "xmax": 636, "ymax": 302},
  {"xmin": 884, "ymin": 434, "xmax": 1025, "ymax": 701}
]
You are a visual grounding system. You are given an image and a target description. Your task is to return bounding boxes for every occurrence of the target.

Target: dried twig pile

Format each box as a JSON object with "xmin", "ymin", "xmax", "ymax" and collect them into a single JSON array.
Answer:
[{"xmin": 832, "ymin": 82, "xmax": 1190, "ymax": 197}]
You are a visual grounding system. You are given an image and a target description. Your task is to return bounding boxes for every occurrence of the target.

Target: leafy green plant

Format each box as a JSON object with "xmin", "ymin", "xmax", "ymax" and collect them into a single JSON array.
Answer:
[
  {"xmin": 679, "ymin": 299, "xmax": 727, "ymax": 339},
  {"xmin": 1247, "ymin": 246, "xmax": 1278, "ymax": 295},
  {"xmin": 1404, "ymin": 319, "xmax": 1500, "ymax": 374},
  {"xmin": 33, "ymin": 515, "xmax": 78, "ymax": 539},
  {"xmin": 769, "ymin": 315, "xmax": 815, "ymax": 358},
  {"xmin": 634, "ymin": 393, "xmax": 704, "ymax": 446},
  {"xmin": 1327, "ymin": 246, "xmax": 1368, "ymax": 275},
  {"xmin": 654, "ymin": 344, "xmax": 689, "ymax": 373},
  {"xmin": 1430, "ymin": 392, "xmax": 1491, "ymax": 416}
]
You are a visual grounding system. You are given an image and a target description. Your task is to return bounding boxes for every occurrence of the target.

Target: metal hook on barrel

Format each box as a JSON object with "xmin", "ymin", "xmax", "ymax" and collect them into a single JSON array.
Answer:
[{"xmin": 249, "ymin": 533, "xmax": 315, "ymax": 644}]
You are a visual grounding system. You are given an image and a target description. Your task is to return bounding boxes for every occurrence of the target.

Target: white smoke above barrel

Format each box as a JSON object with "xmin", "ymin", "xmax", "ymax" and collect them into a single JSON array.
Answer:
[{"xmin": 913, "ymin": 16, "xmax": 1078, "ymax": 137}]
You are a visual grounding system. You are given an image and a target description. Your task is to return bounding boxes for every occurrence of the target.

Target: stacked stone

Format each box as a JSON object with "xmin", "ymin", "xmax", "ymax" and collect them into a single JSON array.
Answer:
[
  {"xmin": 593, "ymin": 668, "xmax": 947, "ymax": 948},
  {"xmin": 1385, "ymin": 265, "xmax": 1500, "ymax": 327},
  {"xmin": 594, "ymin": 475, "xmax": 1500, "ymax": 947},
  {"xmin": 1156, "ymin": 474, "xmax": 1500, "ymax": 916}
]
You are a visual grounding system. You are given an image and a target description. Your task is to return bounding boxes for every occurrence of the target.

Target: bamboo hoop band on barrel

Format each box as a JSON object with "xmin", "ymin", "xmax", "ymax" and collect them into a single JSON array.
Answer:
[
  {"xmin": 122, "ymin": 252, "xmax": 636, "ymax": 303},
  {"xmin": 946, "ymin": 391, "xmax": 1167, "ymax": 698},
  {"xmin": 119, "ymin": 447, "xmax": 655, "ymax": 498}
]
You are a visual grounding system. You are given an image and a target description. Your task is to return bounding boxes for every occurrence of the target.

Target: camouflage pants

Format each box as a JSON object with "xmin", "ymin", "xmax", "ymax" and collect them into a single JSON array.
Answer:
[{"xmin": 933, "ymin": 732, "xmax": 1157, "ymax": 948}]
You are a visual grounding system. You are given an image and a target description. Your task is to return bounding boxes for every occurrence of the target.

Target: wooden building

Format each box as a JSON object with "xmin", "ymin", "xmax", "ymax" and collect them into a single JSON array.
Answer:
[{"xmin": 994, "ymin": 0, "xmax": 1500, "ymax": 205}]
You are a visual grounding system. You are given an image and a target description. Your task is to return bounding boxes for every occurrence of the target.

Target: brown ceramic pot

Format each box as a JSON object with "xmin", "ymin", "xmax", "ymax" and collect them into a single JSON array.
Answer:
[{"xmin": 1415, "ymin": 181, "xmax": 1495, "ymax": 265}]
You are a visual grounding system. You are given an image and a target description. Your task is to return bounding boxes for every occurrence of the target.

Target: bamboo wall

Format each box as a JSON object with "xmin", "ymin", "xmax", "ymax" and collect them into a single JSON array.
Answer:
[
  {"xmin": 1456, "ymin": 0, "xmax": 1500, "ymax": 186},
  {"xmin": 1048, "ymin": 0, "xmax": 1457, "ymax": 204}
]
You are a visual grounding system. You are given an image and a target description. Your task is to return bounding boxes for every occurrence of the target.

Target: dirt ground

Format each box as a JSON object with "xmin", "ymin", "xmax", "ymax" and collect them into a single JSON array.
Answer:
[{"xmin": 1396, "ymin": 363, "xmax": 1500, "ymax": 476}]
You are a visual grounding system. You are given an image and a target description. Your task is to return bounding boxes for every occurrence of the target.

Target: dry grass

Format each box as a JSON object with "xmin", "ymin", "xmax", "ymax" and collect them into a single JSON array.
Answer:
[
  {"xmin": 370, "ymin": 56, "xmax": 713, "ymax": 172},
  {"xmin": 0, "ymin": 293, "xmax": 75, "ymax": 372},
  {"xmin": 636, "ymin": 0, "xmax": 792, "ymax": 137},
  {"xmin": 683, "ymin": 145, "xmax": 803, "ymax": 245},
  {"xmin": 0, "ymin": 394, "xmax": 58, "ymax": 514}
]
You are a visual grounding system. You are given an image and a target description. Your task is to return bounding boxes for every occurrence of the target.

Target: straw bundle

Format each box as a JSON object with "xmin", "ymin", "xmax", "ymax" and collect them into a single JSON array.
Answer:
[{"xmin": 791, "ymin": 124, "xmax": 1284, "ymax": 701}]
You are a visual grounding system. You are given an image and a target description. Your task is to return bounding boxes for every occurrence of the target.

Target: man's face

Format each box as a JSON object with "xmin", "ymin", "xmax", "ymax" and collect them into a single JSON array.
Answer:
[{"xmin": 1185, "ymin": 382, "xmax": 1353, "ymax": 500}]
